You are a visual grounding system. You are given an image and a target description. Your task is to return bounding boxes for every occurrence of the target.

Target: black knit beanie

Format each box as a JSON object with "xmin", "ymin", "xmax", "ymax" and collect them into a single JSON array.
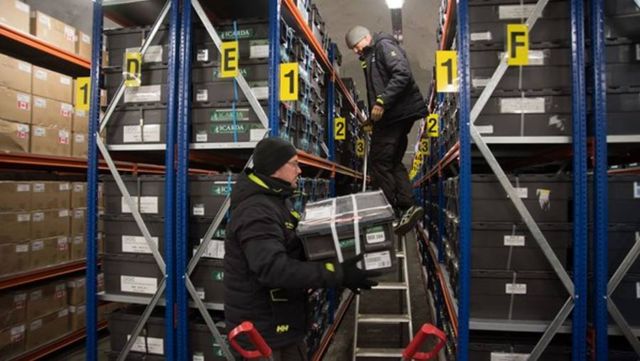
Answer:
[{"xmin": 253, "ymin": 137, "xmax": 297, "ymax": 176}]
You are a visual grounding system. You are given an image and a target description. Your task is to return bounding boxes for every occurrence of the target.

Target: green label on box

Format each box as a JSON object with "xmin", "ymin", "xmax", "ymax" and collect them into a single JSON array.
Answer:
[
  {"xmin": 210, "ymin": 123, "xmax": 251, "ymax": 134},
  {"xmin": 213, "ymin": 67, "xmax": 248, "ymax": 78},
  {"xmin": 212, "ymin": 271, "xmax": 224, "ymax": 281},
  {"xmin": 210, "ymin": 108, "xmax": 250, "ymax": 122},
  {"xmin": 219, "ymin": 28, "xmax": 255, "ymax": 40},
  {"xmin": 211, "ymin": 184, "xmax": 232, "ymax": 196},
  {"xmin": 213, "ymin": 228, "xmax": 226, "ymax": 239},
  {"xmin": 339, "ymin": 238, "xmax": 355, "ymax": 249}
]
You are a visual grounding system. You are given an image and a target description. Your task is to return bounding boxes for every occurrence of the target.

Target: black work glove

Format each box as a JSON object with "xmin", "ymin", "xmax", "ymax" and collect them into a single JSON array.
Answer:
[{"xmin": 339, "ymin": 254, "xmax": 381, "ymax": 293}]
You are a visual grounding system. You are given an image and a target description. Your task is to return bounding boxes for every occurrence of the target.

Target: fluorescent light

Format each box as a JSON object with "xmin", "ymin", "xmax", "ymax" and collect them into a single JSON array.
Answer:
[{"xmin": 385, "ymin": 0, "xmax": 404, "ymax": 9}]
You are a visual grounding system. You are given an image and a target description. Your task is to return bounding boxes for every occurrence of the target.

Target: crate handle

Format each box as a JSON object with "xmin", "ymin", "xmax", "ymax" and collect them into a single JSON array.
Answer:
[
  {"xmin": 228, "ymin": 321, "xmax": 272, "ymax": 360},
  {"xmin": 402, "ymin": 323, "xmax": 446, "ymax": 361}
]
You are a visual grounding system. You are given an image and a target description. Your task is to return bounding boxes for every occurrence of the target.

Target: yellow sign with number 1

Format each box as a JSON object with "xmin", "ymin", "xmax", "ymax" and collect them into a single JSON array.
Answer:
[
  {"xmin": 436, "ymin": 50, "xmax": 458, "ymax": 93},
  {"xmin": 75, "ymin": 77, "xmax": 91, "ymax": 111},
  {"xmin": 280, "ymin": 63, "xmax": 299, "ymax": 101}
]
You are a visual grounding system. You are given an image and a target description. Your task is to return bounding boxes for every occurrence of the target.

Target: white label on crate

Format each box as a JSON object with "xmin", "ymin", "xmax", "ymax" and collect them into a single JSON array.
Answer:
[
  {"xmin": 32, "ymin": 240, "xmax": 44, "ymax": 251},
  {"xmin": 18, "ymin": 62, "xmax": 30, "ymax": 73},
  {"xmin": 73, "ymin": 183, "xmax": 84, "ymax": 192},
  {"xmin": 250, "ymin": 44, "xmax": 270, "ymax": 59},
  {"xmin": 145, "ymin": 45, "xmax": 164, "ymax": 63},
  {"xmin": 127, "ymin": 335, "xmax": 164, "ymax": 355},
  {"xmin": 636, "ymin": 282, "xmax": 640, "ymax": 299},
  {"xmin": 500, "ymin": 97, "xmax": 545, "ymax": 114},
  {"xmin": 505, "ymin": 283, "xmax": 527, "ymax": 295},
  {"xmin": 143, "ymin": 124, "xmax": 161, "ymax": 142},
  {"xmin": 17, "ymin": 184, "xmax": 30, "ymax": 192},
  {"xmin": 75, "ymin": 133, "xmax": 86, "ymax": 143},
  {"xmin": 59, "ymin": 182, "xmax": 70, "ymax": 191},
  {"xmin": 636, "ymin": 44, "xmax": 640, "ymax": 61},
  {"xmin": 33, "ymin": 212, "xmax": 44, "ymax": 222},
  {"xmin": 76, "ymin": 109, "xmax": 86, "ymax": 117},
  {"xmin": 82, "ymin": 33, "xmax": 91, "ymax": 43},
  {"xmin": 16, "ymin": 1, "xmax": 29, "ymax": 12},
  {"xmin": 30, "ymin": 289, "xmax": 42, "ymax": 300},
  {"xmin": 471, "ymin": 32, "xmax": 492, "ymax": 41},
  {"xmin": 121, "ymin": 275, "xmax": 158, "ymax": 295},
  {"xmin": 197, "ymin": 288, "xmax": 205, "ymax": 300},
  {"xmin": 64, "ymin": 26, "xmax": 75, "ymax": 41},
  {"xmin": 504, "ymin": 235, "xmax": 525, "ymax": 247},
  {"xmin": 192, "ymin": 204, "xmax": 205, "ymax": 216},
  {"xmin": 499, "ymin": 50, "xmax": 545, "ymax": 65},
  {"xmin": 17, "ymin": 93, "xmax": 30, "ymax": 109},
  {"xmin": 491, "ymin": 352, "xmax": 530, "ymax": 361},
  {"xmin": 633, "ymin": 182, "xmax": 640, "ymax": 199},
  {"xmin": 193, "ymin": 354, "xmax": 205, "ymax": 361},
  {"xmin": 121, "ymin": 196, "xmax": 158, "ymax": 214},
  {"xmin": 35, "ymin": 69, "xmax": 47, "ymax": 80},
  {"xmin": 476, "ymin": 125, "xmax": 494, "ymax": 135},
  {"xmin": 516, "ymin": 187, "xmax": 528, "ymax": 198},
  {"xmin": 16, "ymin": 124, "xmax": 29, "ymax": 138},
  {"xmin": 123, "ymin": 125, "xmax": 142, "ymax": 143},
  {"xmin": 16, "ymin": 244, "xmax": 28, "ymax": 253},
  {"xmin": 472, "ymin": 77, "xmax": 490, "ymax": 88},
  {"xmin": 60, "ymin": 76, "xmax": 72, "ymax": 86},
  {"xmin": 59, "ymin": 209, "xmax": 69, "ymax": 217},
  {"xmin": 34, "ymin": 126, "xmax": 46, "ymax": 137},
  {"xmin": 197, "ymin": 48, "xmax": 209, "ymax": 62},
  {"xmin": 38, "ymin": 13, "xmax": 51, "ymax": 28},
  {"xmin": 203, "ymin": 240, "xmax": 225, "ymax": 259},
  {"xmin": 58, "ymin": 129, "xmax": 70, "ymax": 144},
  {"xmin": 73, "ymin": 209, "xmax": 84, "ymax": 218},
  {"xmin": 196, "ymin": 88, "xmax": 208, "ymax": 102},
  {"xmin": 56, "ymin": 236, "xmax": 67, "ymax": 251},
  {"xmin": 250, "ymin": 128, "xmax": 268, "ymax": 141},
  {"xmin": 61, "ymin": 103, "xmax": 73, "ymax": 117},
  {"xmin": 122, "ymin": 235, "xmax": 158, "ymax": 254},
  {"xmin": 196, "ymin": 132, "xmax": 208, "ymax": 142},
  {"xmin": 30, "ymin": 319, "xmax": 43, "ymax": 331},
  {"xmin": 124, "ymin": 85, "xmax": 162, "ymax": 103},
  {"xmin": 498, "ymin": 4, "xmax": 536, "ymax": 20},
  {"xmin": 366, "ymin": 231, "xmax": 386, "ymax": 244},
  {"xmin": 364, "ymin": 251, "xmax": 392, "ymax": 270},
  {"xmin": 250, "ymin": 86, "xmax": 269, "ymax": 100},
  {"xmin": 305, "ymin": 206, "xmax": 332, "ymax": 220},
  {"xmin": 17, "ymin": 213, "xmax": 30, "ymax": 222}
]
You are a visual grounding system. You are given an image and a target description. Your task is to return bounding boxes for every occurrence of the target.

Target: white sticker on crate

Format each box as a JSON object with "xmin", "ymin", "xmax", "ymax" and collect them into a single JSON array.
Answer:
[
  {"xmin": 192, "ymin": 204, "xmax": 205, "ymax": 216},
  {"xmin": 17, "ymin": 213, "xmax": 30, "ymax": 222},
  {"xmin": 636, "ymin": 282, "xmax": 640, "ymax": 299},
  {"xmin": 121, "ymin": 196, "xmax": 158, "ymax": 214},
  {"xmin": 32, "ymin": 240, "xmax": 44, "ymax": 251},
  {"xmin": 364, "ymin": 251, "xmax": 392, "ymax": 270},
  {"xmin": 35, "ymin": 69, "xmax": 47, "ymax": 80},
  {"xmin": 16, "ymin": 184, "xmax": 30, "ymax": 192},
  {"xmin": 122, "ymin": 235, "xmax": 158, "ymax": 254},
  {"xmin": 504, "ymin": 235, "xmax": 525, "ymax": 247},
  {"xmin": 203, "ymin": 240, "xmax": 225, "ymax": 259},
  {"xmin": 124, "ymin": 85, "xmax": 162, "ymax": 103},
  {"xmin": 250, "ymin": 129, "xmax": 268, "ymax": 141},
  {"xmin": 475, "ymin": 125, "xmax": 494, "ymax": 135},
  {"xmin": 633, "ymin": 182, "xmax": 640, "ymax": 199},
  {"xmin": 250, "ymin": 86, "xmax": 269, "ymax": 100},
  {"xmin": 127, "ymin": 335, "xmax": 164, "ymax": 355},
  {"xmin": 196, "ymin": 132, "xmax": 208, "ymax": 142},
  {"xmin": 500, "ymin": 97, "xmax": 545, "ymax": 114},
  {"xmin": 472, "ymin": 77, "xmax": 490, "ymax": 88},
  {"xmin": 505, "ymin": 283, "xmax": 527, "ymax": 295},
  {"xmin": 59, "ymin": 182, "xmax": 70, "ymax": 191},
  {"xmin": 635, "ymin": 44, "xmax": 640, "ymax": 61},
  {"xmin": 59, "ymin": 209, "xmax": 69, "ymax": 217},
  {"xmin": 75, "ymin": 133, "xmax": 86, "ymax": 143},
  {"xmin": 196, "ymin": 89, "xmax": 209, "ymax": 102},
  {"xmin": 33, "ymin": 212, "xmax": 44, "ymax": 222},
  {"xmin": 197, "ymin": 287, "xmax": 205, "ymax": 300},
  {"xmin": 490, "ymin": 352, "xmax": 530, "ymax": 361},
  {"xmin": 82, "ymin": 33, "xmax": 91, "ymax": 43},
  {"xmin": 16, "ymin": 244, "xmax": 29, "ymax": 253},
  {"xmin": 470, "ymin": 32, "xmax": 492, "ymax": 42},
  {"xmin": 60, "ymin": 76, "xmax": 72, "ymax": 86},
  {"xmin": 143, "ymin": 124, "xmax": 161, "ymax": 142},
  {"xmin": 123, "ymin": 125, "xmax": 142, "ymax": 143},
  {"xmin": 498, "ymin": 4, "xmax": 536, "ymax": 20},
  {"xmin": 17, "ymin": 93, "xmax": 30, "ymax": 109},
  {"xmin": 305, "ymin": 206, "xmax": 332, "ymax": 220},
  {"xmin": 250, "ymin": 43, "xmax": 269, "ymax": 59},
  {"xmin": 366, "ymin": 230, "xmax": 386, "ymax": 244},
  {"xmin": 145, "ymin": 45, "xmax": 164, "ymax": 63},
  {"xmin": 197, "ymin": 48, "xmax": 209, "ymax": 62},
  {"xmin": 193, "ymin": 354, "xmax": 205, "ymax": 361},
  {"xmin": 121, "ymin": 275, "xmax": 158, "ymax": 294}
]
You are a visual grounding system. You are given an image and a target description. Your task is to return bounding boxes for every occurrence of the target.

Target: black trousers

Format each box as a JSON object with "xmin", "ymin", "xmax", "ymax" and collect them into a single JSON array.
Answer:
[
  {"xmin": 369, "ymin": 120, "xmax": 416, "ymax": 211},
  {"xmin": 234, "ymin": 339, "xmax": 308, "ymax": 361}
]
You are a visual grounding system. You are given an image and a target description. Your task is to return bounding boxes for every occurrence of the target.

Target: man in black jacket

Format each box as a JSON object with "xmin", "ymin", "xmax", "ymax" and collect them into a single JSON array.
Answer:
[
  {"xmin": 345, "ymin": 26, "xmax": 425, "ymax": 235},
  {"xmin": 224, "ymin": 137, "xmax": 379, "ymax": 361}
]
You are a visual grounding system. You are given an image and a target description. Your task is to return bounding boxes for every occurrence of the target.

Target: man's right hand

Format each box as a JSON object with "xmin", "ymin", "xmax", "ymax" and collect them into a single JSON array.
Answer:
[
  {"xmin": 361, "ymin": 119, "xmax": 373, "ymax": 133},
  {"xmin": 340, "ymin": 254, "xmax": 380, "ymax": 293}
]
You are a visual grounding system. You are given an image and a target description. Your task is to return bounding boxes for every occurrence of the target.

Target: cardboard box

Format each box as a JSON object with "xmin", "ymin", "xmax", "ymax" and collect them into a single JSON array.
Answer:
[
  {"xmin": 72, "ymin": 109, "xmax": 88, "ymax": 133},
  {"xmin": 32, "ymin": 181, "xmax": 71, "ymax": 210},
  {"xmin": 30, "ymin": 125, "xmax": 71, "ymax": 157},
  {"xmin": 71, "ymin": 182, "xmax": 86, "ymax": 208},
  {"xmin": 32, "ymin": 96, "xmax": 73, "ymax": 129},
  {"xmin": 0, "ymin": 86, "xmax": 31, "ymax": 124},
  {"xmin": 0, "ymin": 291, "xmax": 27, "ymax": 330},
  {"xmin": 69, "ymin": 234, "xmax": 84, "ymax": 260},
  {"xmin": 32, "ymin": 66, "xmax": 73, "ymax": 103},
  {"xmin": 29, "ymin": 236, "xmax": 68, "ymax": 269},
  {"xmin": 71, "ymin": 132, "xmax": 87, "ymax": 158},
  {"xmin": 0, "ymin": 323, "xmax": 25, "ymax": 359},
  {"xmin": 26, "ymin": 282, "xmax": 67, "ymax": 321},
  {"xmin": 0, "ymin": 119, "xmax": 29, "ymax": 153},
  {"xmin": 26, "ymin": 308, "xmax": 69, "ymax": 350},
  {"xmin": 30, "ymin": 209, "xmax": 70, "ymax": 240},
  {"xmin": 0, "ymin": 0, "xmax": 30, "ymax": 34},
  {"xmin": 76, "ymin": 31, "xmax": 91, "ymax": 60},
  {"xmin": 0, "ymin": 212, "xmax": 30, "ymax": 243},
  {"xmin": 0, "ymin": 181, "xmax": 31, "ymax": 212},
  {"xmin": 69, "ymin": 304, "xmax": 85, "ymax": 331},
  {"xmin": 70, "ymin": 208, "xmax": 85, "ymax": 235},
  {"xmin": 30, "ymin": 11, "xmax": 76, "ymax": 54},
  {"xmin": 66, "ymin": 276, "xmax": 85, "ymax": 305},
  {"xmin": 0, "ymin": 53, "xmax": 31, "ymax": 93},
  {"xmin": 0, "ymin": 242, "xmax": 29, "ymax": 276}
]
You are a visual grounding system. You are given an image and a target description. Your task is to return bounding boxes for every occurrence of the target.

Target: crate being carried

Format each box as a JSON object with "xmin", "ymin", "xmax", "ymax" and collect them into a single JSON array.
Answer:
[{"xmin": 297, "ymin": 190, "xmax": 397, "ymax": 273}]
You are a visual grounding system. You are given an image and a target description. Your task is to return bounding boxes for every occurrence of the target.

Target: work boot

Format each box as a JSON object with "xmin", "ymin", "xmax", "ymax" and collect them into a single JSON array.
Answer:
[{"xmin": 394, "ymin": 205, "xmax": 424, "ymax": 236}]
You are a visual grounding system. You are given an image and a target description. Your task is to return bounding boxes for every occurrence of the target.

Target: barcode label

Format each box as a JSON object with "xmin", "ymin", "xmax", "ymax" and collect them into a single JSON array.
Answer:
[
  {"xmin": 192, "ymin": 204, "xmax": 205, "ymax": 216},
  {"xmin": 504, "ymin": 235, "xmax": 525, "ymax": 247},
  {"xmin": 505, "ymin": 283, "xmax": 527, "ymax": 295},
  {"xmin": 196, "ymin": 132, "xmax": 208, "ymax": 142},
  {"xmin": 127, "ymin": 335, "xmax": 164, "ymax": 355},
  {"xmin": 202, "ymin": 240, "xmax": 225, "ymax": 259},
  {"xmin": 471, "ymin": 32, "xmax": 492, "ymax": 41},
  {"xmin": 197, "ymin": 49, "xmax": 209, "ymax": 62},
  {"xmin": 366, "ymin": 231, "xmax": 386, "ymax": 244},
  {"xmin": 196, "ymin": 89, "xmax": 208, "ymax": 102},
  {"xmin": 122, "ymin": 235, "xmax": 158, "ymax": 254},
  {"xmin": 364, "ymin": 251, "xmax": 392, "ymax": 270},
  {"xmin": 121, "ymin": 275, "xmax": 158, "ymax": 294}
]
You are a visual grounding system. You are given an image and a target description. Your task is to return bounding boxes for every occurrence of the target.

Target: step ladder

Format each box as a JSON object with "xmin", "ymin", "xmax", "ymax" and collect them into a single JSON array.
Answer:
[{"xmin": 352, "ymin": 234, "xmax": 414, "ymax": 359}]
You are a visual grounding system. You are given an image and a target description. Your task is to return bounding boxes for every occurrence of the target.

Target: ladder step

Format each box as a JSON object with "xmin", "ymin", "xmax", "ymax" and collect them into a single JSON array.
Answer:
[
  {"xmin": 355, "ymin": 347, "xmax": 405, "ymax": 358},
  {"xmin": 372, "ymin": 282, "xmax": 408, "ymax": 290},
  {"xmin": 357, "ymin": 314, "xmax": 411, "ymax": 324}
]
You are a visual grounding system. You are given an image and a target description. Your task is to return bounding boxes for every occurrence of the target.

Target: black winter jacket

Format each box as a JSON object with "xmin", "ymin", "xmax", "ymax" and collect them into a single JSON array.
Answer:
[
  {"xmin": 224, "ymin": 170, "xmax": 341, "ymax": 348},
  {"xmin": 361, "ymin": 32, "xmax": 428, "ymax": 127}
]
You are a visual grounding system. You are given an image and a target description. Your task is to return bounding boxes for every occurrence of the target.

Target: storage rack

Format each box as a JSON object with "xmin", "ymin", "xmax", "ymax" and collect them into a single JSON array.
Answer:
[
  {"xmin": 413, "ymin": 0, "xmax": 640, "ymax": 360},
  {"xmin": 85, "ymin": 0, "xmax": 366, "ymax": 360}
]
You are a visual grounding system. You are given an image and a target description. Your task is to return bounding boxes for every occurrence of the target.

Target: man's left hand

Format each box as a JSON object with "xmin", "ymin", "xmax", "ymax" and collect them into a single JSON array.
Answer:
[{"xmin": 371, "ymin": 104, "xmax": 384, "ymax": 122}]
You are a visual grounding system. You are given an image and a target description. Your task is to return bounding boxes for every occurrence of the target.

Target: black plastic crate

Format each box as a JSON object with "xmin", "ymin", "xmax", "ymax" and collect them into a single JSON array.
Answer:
[
  {"xmin": 588, "ymin": 175, "xmax": 640, "ymax": 224},
  {"xmin": 103, "ymin": 253, "xmax": 162, "ymax": 297},
  {"xmin": 106, "ymin": 105, "xmax": 166, "ymax": 147},
  {"xmin": 103, "ymin": 175, "xmax": 166, "ymax": 217},
  {"xmin": 611, "ymin": 274, "xmax": 640, "ymax": 327},
  {"xmin": 191, "ymin": 258, "xmax": 225, "ymax": 305},
  {"xmin": 189, "ymin": 174, "xmax": 236, "ymax": 218},
  {"xmin": 468, "ymin": 332, "xmax": 572, "ymax": 361},
  {"xmin": 103, "ymin": 215, "xmax": 165, "ymax": 256}
]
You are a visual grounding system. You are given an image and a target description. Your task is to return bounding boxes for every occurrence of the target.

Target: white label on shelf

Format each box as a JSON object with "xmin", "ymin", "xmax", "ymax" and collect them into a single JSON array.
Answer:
[
  {"xmin": 633, "ymin": 182, "xmax": 640, "ymax": 199},
  {"xmin": 366, "ymin": 231, "xmax": 386, "ymax": 244},
  {"xmin": 38, "ymin": 13, "xmax": 51, "ymax": 28},
  {"xmin": 122, "ymin": 235, "xmax": 158, "ymax": 254},
  {"xmin": 127, "ymin": 335, "xmax": 164, "ymax": 355},
  {"xmin": 82, "ymin": 33, "xmax": 91, "ymax": 43},
  {"xmin": 196, "ymin": 132, "xmax": 208, "ymax": 142},
  {"xmin": 121, "ymin": 275, "xmax": 158, "ymax": 295},
  {"xmin": 16, "ymin": 244, "xmax": 28, "ymax": 253},
  {"xmin": 250, "ymin": 44, "xmax": 270, "ymax": 59},
  {"xmin": 35, "ymin": 69, "xmax": 47, "ymax": 80},
  {"xmin": 472, "ymin": 77, "xmax": 490, "ymax": 88},
  {"xmin": 15, "ymin": 1, "xmax": 29, "ymax": 12},
  {"xmin": 33, "ymin": 212, "xmax": 44, "ymax": 222},
  {"xmin": 636, "ymin": 282, "xmax": 640, "ymax": 299},
  {"xmin": 505, "ymin": 283, "xmax": 527, "ymax": 295},
  {"xmin": 34, "ymin": 126, "xmax": 46, "ymax": 137},
  {"xmin": 143, "ymin": 124, "xmax": 161, "ymax": 142},
  {"xmin": 491, "ymin": 352, "xmax": 529, "ymax": 361},
  {"xmin": 471, "ymin": 32, "xmax": 492, "ymax": 41},
  {"xmin": 504, "ymin": 235, "xmax": 525, "ymax": 247},
  {"xmin": 60, "ymin": 76, "xmax": 72, "ymax": 85},
  {"xmin": 197, "ymin": 48, "xmax": 209, "ymax": 62},
  {"xmin": 17, "ymin": 213, "xmax": 30, "ymax": 222},
  {"xmin": 75, "ymin": 133, "xmax": 86, "ymax": 143},
  {"xmin": 59, "ymin": 209, "xmax": 69, "ymax": 217},
  {"xmin": 500, "ymin": 97, "xmax": 545, "ymax": 114},
  {"xmin": 498, "ymin": 4, "xmax": 536, "ymax": 19},
  {"xmin": 32, "ymin": 240, "xmax": 44, "ymax": 251},
  {"xmin": 196, "ymin": 88, "xmax": 208, "ymax": 102},
  {"xmin": 123, "ymin": 125, "xmax": 142, "ymax": 143},
  {"xmin": 124, "ymin": 85, "xmax": 162, "ymax": 103},
  {"xmin": 476, "ymin": 125, "xmax": 494, "ymax": 135},
  {"xmin": 250, "ymin": 128, "xmax": 268, "ymax": 141},
  {"xmin": 192, "ymin": 204, "xmax": 205, "ymax": 216},
  {"xmin": 250, "ymin": 86, "xmax": 269, "ymax": 100},
  {"xmin": 16, "ymin": 184, "xmax": 30, "ymax": 192},
  {"xmin": 30, "ymin": 319, "xmax": 43, "ymax": 331},
  {"xmin": 203, "ymin": 240, "xmax": 225, "ymax": 259},
  {"xmin": 11, "ymin": 323, "xmax": 25, "ymax": 336},
  {"xmin": 18, "ymin": 62, "xmax": 30, "ymax": 73},
  {"xmin": 304, "ymin": 206, "xmax": 332, "ymax": 220},
  {"xmin": 197, "ymin": 287, "xmax": 205, "ymax": 300},
  {"xmin": 364, "ymin": 251, "xmax": 392, "ymax": 270}
]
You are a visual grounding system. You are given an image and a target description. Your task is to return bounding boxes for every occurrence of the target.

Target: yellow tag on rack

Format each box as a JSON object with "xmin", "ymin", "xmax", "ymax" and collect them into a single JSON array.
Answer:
[
  {"xmin": 334, "ymin": 117, "xmax": 346, "ymax": 140},
  {"xmin": 356, "ymin": 138, "xmax": 365, "ymax": 158},
  {"xmin": 420, "ymin": 138, "xmax": 430, "ymax": 156},
  {"xmin": 426, "ymin": 114, "xmax": 439, "ymax": 138},
  {"xmin": 280, "ymin": 63, "xmax": 299, "ymax": 101},
  {"xmin": 507, "ymin": 24, "xmax": 529, "ymax": 66},
  {"xmin": 123, "ymin": 51, "xmax": 142, "ymax": 87},
  {"xmin": 436, "ymin": 50, "xmax": 458, "ymax": 93},
  {"xmin": 220, "ymin": 41, "xmax": 239, "ymax": 78},
  {"xmin": 75, "ymin": 77, "xmax": 91, "ymax": 111}
]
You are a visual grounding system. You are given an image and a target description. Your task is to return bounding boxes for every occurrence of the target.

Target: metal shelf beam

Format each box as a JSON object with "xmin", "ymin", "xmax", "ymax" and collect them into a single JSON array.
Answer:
[
  {"xmin": 0, "ymin": 260, "xmax": 88, "ymax": 291},
  {"xmin": 98, "ymin": 292, "xmax": 225, "ymax": 311}
]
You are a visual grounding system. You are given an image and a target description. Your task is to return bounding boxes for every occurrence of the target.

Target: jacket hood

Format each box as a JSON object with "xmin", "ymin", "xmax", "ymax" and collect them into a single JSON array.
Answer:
[{"xmin": 230, "ymin": 169, "xmax": 295, "ymax": 210}]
